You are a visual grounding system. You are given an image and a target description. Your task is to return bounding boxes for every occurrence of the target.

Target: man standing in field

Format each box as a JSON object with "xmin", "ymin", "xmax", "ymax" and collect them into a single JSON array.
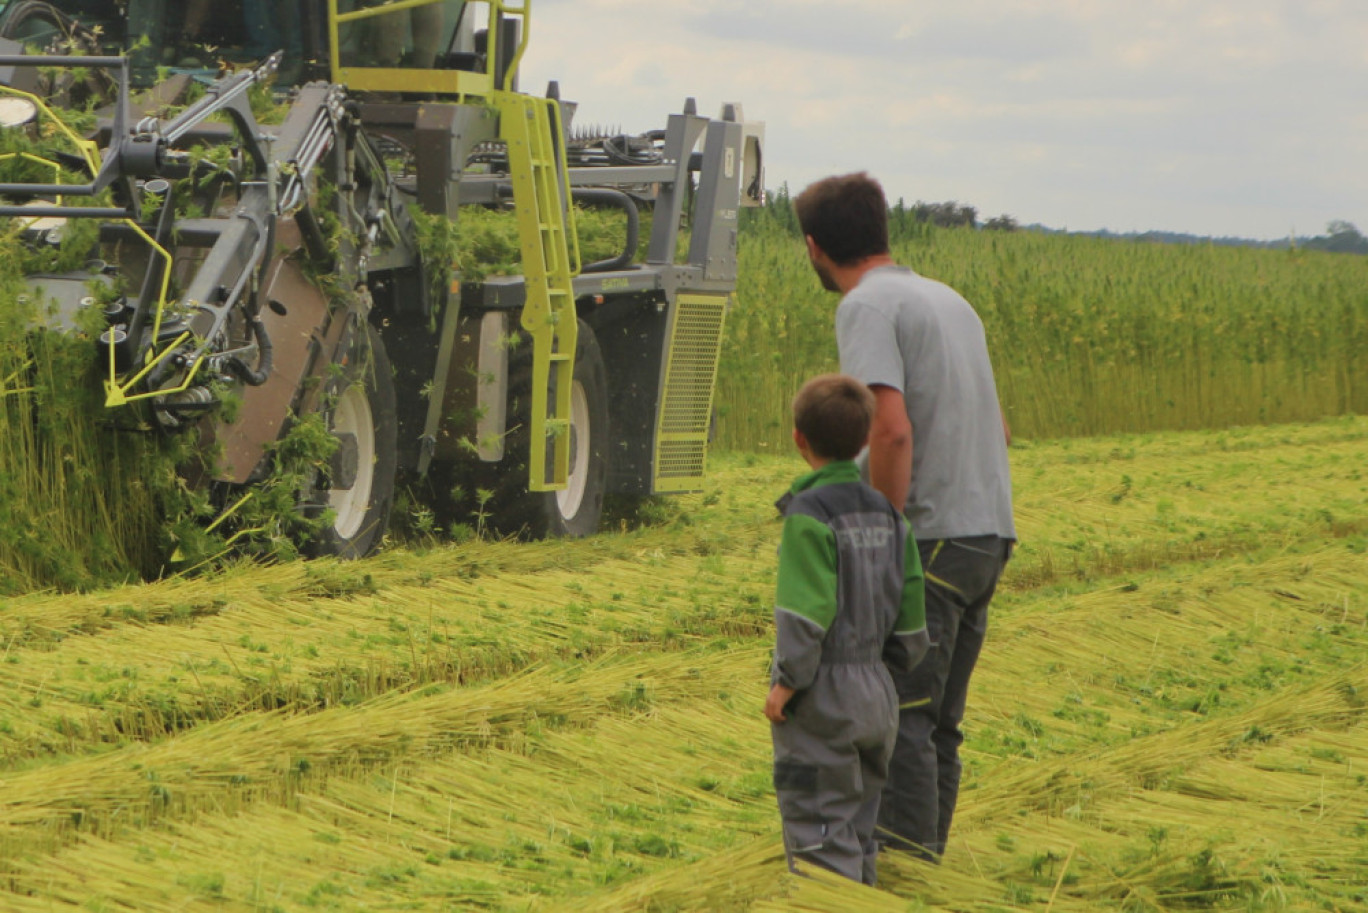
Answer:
[{"xmin": 794, "ymin": 172, "xmax": 1016, "ymax": 860}]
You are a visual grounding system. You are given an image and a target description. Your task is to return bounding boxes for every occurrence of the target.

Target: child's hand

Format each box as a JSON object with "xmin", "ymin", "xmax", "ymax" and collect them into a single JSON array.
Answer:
[{"xmin": 765, "ymin": 684, "xmax": 796, "ymax": 723}]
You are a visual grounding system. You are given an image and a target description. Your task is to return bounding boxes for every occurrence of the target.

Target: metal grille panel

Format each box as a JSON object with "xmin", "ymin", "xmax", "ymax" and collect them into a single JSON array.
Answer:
[
  {"xmin": 657, "ymin": 440, "xmax": 708, "ymax": 480},
  {"xmin": 654, "ymin": 293, "xmax": 728, "ymax": 491}
]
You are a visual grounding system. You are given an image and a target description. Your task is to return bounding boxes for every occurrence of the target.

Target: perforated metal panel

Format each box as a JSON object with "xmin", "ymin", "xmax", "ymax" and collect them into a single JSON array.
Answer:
[{"xmin": 653, "ymin": 293, "xmax": 729, "ymax": 492}]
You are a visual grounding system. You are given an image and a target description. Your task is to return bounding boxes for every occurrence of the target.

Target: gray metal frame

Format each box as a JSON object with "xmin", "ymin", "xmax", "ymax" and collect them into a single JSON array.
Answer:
[{"xmin": 0, "ymin": 53, "xmax": 418, "ymax": 481}]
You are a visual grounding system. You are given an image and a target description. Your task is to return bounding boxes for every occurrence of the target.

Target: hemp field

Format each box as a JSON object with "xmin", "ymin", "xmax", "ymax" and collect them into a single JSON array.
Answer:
[
  {"xmin": 3, "ymin": 416, "xmax": 1367, "ymax": 911},
  {"xmin": 719, "ymin": 209, "xmax": 1368, "ymax": 451}
]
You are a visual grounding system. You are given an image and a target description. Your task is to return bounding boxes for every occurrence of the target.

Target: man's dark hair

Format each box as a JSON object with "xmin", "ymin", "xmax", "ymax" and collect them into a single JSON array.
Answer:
[
  {"xmin": 792, "ymin": 374, "xmax": 876, "ymax": 461},
  {"xmin": 794, "ymin": 172, "xmax": 890, "ymax": 266}
]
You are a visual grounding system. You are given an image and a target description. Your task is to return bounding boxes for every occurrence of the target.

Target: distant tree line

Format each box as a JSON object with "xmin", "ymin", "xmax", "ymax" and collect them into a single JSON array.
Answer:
[
  {"xmin": 890, "ymin": 199, "xmax": 1020, "ymax": 231},
  {"xmin": 745, "ymin": 186, "xmax": 1364, "ymax": 254},
  {"xmin": 1026, "ymin": 220, "xmax": 1368, "ymax": 255},
  {"xmin": 1302, "ymin": 221, "xmax": 1368, "ymax": 254},
  {"xmin": 746, "ymin": 186, "xmax": 1019, "ymax": 238}
]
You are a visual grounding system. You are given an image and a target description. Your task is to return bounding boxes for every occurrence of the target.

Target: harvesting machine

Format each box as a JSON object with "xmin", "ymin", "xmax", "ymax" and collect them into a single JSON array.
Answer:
[{"xmin": 0, "ymin": 0, "xmax": 763, "ymax": 557}]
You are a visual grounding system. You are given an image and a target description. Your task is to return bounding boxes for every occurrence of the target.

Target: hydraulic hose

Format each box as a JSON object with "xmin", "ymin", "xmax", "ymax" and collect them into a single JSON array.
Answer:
[
  {"xmin": 492, "ymin": 184, "xmax": 641, "ymax": 274},
  {"xmin": 225, "ymin": 316, "xmax": 274, "ymax": 387},
  {"xmin": 572, "ymin": 187, "xmax": 639, "ymax": 274}
]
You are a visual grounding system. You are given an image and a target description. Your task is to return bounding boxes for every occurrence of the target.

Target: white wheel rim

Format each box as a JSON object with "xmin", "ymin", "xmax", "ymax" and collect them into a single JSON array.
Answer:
[
  {"xmin": 328, "ymin": 383, "xmax": 376, "ymax": 540},
  {"xmin": 556, "ymin": 380, "xmax": 591, "ymax": 520}
]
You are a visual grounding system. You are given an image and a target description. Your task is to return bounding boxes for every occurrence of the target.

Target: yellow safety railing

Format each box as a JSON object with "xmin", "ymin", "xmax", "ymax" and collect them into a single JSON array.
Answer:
[
  {"xmin": 326, "ymin": 0, "xmax": 581, "ymax": 491},
  {"xmin": 328, "ymin": 0, "xmax": 534, "ymax": 100},
  {"xmin": 0, "ymin": 152, "xmax": 65, "ymax": 205},
  {"xmin": 545, "ymin": 94, "xmax": 581, "ymax": 276},
  {"xmin": 0, "ymin": 85, "xmax": 101, "ymax": 174},
  {"xmin": 99, "ymin": 218, "xmax": 183, "ymax": 407},
  {"xmin": 0, "ymin": 86, "xmax": 188, "ymax": 408},
  {"xmin": 494, "ymin": 90, "xmax": 577, "ymax": 490}
]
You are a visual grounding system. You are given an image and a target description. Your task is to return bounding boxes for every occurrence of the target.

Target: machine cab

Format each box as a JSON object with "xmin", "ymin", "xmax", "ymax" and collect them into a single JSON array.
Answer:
[{"xmin": 0, "ymin": 0, "xmax": 497, "ymax": 92}]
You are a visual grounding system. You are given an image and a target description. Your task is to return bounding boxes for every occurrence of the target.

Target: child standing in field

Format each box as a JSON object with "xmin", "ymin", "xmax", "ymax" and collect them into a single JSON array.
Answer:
[{"xmin": 766, "ymin": 374, "xmax": 929, "ymax": 885}]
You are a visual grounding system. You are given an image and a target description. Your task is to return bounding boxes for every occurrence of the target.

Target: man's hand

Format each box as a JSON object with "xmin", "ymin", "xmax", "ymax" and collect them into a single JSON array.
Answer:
[{"xmin": 765, "ymin": 684, "xmax": 797, "ymax": 723}]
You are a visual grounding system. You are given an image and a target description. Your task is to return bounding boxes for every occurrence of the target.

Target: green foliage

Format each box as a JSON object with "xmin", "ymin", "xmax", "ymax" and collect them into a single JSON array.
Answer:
[
  {"xmin": 451, "ymin": 206, "xmax": 521, "ymax": 283},
  {"xmin": 718, "ymin": 195, "xmax": 1368, "ymax": 450},
  {"xmin": 450, "ymin": 204, "xmax": 655, "ymax": 283},
  {"xmin": 225, "ymin": 413, "xmax": 341, "ymax": 563},
  {"xmin": 0, "ymin": 140, "xmax": 199, "ymax": 591},
  {"xmin": 249, "ymin": 80, "xmax": 289, "ymax": 126},
  {"xmin": 409, "ymin": 204, "xmax": 461, "ymax": 301},
  {"xmin": 0, "ymin": 322, "xmax": 195, "ymax": 592},
  {"xmin": 3, "ymin": 428, "xmax": 1368, "ymax": 908},
  {"xmin": 0, "ymin": 94, "xmax": 341, "ymax": 590}
]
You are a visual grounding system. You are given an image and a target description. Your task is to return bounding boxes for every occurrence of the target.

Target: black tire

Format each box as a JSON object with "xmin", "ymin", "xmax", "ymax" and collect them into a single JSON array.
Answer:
[
  {"xmin": 309, "ymin": 322, "xmax": 398, "ymax": 558},
  {"xmin": 434, "ymin": 317, "xmax": 609, "ymax": 539}
]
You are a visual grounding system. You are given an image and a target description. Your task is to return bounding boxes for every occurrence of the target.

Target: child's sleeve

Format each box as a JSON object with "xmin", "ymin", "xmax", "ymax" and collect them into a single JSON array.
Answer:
[
  {"xmin": 772, "ymin": 512, "xmax": 837, "ymax": 692},
  {"xmin": 885, "ymin": 522, "xmax": 929, "ymax": 674}
]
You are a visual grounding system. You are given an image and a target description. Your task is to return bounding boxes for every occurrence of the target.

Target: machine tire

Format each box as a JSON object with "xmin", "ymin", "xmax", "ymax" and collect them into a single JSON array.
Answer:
[
  {"xmin": 539, "ymin": 320, "xmax": 611, "ymax": 537},
  {"xmin": 309, "ymin": 322, "xmax": 398, "ymax": 559},
  {"xmin": 435, "ymin": 318, "xmax": 608, "ymax": 539}
]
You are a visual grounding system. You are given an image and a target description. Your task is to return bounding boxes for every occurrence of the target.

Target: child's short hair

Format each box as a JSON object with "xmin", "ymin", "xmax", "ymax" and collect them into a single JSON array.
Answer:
[{"xmin": 792, "ymin": 374, "xmax": 876, "ymax": 460}]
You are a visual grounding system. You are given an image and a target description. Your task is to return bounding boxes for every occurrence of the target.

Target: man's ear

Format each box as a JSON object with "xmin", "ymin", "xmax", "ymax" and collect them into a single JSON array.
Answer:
[
  {"xmin": 804, "ymin": 235, "xmax": 821, "ymax": 261},
  {"xmin": 793, "ymin": 427, "xmax": 806, "ymax": 450}
]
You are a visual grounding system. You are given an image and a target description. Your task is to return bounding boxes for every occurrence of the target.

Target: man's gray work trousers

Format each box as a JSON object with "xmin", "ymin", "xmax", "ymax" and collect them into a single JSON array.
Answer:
[{"xmin": 877, "ymin": 535, "xmax": 1010, "ymax": 858}]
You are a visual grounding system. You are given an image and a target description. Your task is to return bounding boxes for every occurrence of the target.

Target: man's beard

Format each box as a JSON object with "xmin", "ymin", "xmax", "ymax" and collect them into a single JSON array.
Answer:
[{"xmin": 811, "ymin": 259, "xmax": 839, "ymax": 292}]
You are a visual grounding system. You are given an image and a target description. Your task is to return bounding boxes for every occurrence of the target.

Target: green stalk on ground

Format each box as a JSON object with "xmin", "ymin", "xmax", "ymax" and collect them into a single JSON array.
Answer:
[{"xmin": 3, "ymin": 420, "xmax": 1368, "ymax": 911}]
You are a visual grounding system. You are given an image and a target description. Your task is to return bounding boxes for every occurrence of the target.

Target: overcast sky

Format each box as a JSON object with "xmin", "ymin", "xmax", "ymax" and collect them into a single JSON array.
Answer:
[{"xmin": 520, "ymin": 0, "xmax": 1367, "ymax": 241}]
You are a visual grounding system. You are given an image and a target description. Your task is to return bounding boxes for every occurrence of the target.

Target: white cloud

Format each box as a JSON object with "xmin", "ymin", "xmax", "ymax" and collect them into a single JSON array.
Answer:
[{"xmin": 522, "ymin": 0, "xmax": 1368, "ymax": 239}]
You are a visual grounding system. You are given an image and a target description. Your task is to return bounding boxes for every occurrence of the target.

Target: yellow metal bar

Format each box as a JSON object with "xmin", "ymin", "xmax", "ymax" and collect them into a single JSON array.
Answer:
[
  {"xmin": 327, "ymin": 0, "xmax": 509, "ymax": 96},
  {"xmin": 119, "ymin": 219, "xmax": 174, "ymax": 344},
  {"xmin": 206, "ymin": 491, "xmax": 255, "ymax": 533},
  {"xmin": 0, "ymin": 78, "xmax": 198, "ymax": 413},
  {"xmin": 494, "ymin": 90, "xmax": 576, "ymax": 491},
  {"xmin": 104, "ymin": 332, "xmax": 207, "ymax": 407},
  {"xmin": 0, "ymin": 153, "xmax": 65, "ymax": 204},
  {"xmin": 498, "ymin": 0, "xmax": 531, "ymax": 92},
  {"xmin": 0, "ymin": 155, "xmax": 175, "ymax": 407},
  {"xmin": 102, "ymin": 219, "xmax": 186, "ymax": 408},
  {"xmin": 328, "ymin": 0, "xmax": 342, "ymax": 80},
  {"xmin": 0, "ymin": 86, "xmax": 101, "ymax": 174},
  {"xmin": 546, "ymin": 97, "xmax": 580, "ymax": 277},
  {"xmin": 331, "ymin": 67, "xmax": 492, "ymax": 96}
]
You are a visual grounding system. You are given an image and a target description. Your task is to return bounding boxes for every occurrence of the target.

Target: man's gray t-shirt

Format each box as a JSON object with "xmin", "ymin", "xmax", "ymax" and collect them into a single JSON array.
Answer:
[{"xmin": 836, "ymin": 265, "xmax": 1016, "ymax": 541}]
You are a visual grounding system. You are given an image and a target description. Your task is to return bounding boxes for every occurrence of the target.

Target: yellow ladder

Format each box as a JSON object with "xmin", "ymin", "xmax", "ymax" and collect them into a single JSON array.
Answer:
[{"xmin": 493, "ymin": 90, "xmax": 581, "ymax": 491}]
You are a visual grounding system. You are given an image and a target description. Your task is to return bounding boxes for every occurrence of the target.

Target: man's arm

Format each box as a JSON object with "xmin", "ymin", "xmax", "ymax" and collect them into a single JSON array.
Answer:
[{"xmin": 868, "ymin": 384, "xmax": 912, "ymax": 511}]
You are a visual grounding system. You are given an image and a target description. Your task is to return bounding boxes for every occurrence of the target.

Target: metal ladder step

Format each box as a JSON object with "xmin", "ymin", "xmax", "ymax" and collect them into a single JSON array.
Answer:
[{"xmin": 493, "ymin": 90, "xmax": 581, "ymax": 492}]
